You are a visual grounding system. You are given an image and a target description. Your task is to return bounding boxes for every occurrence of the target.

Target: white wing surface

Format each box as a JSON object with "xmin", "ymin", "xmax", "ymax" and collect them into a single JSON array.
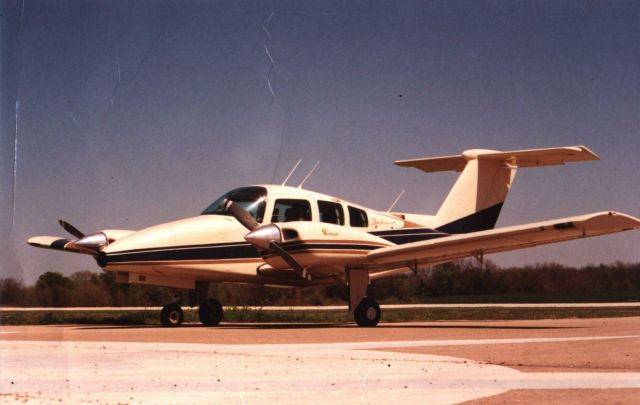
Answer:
[
  {"xmin": 28, "ymin": 229, "xmax": 134, "ymax": 256},
  {"xmin": 27, "ymin": 236, "xmax": 87, "ymax": 254},
  {"xmin": 366, "ymin": 211, "xmax": 640, "ymax": 268}
]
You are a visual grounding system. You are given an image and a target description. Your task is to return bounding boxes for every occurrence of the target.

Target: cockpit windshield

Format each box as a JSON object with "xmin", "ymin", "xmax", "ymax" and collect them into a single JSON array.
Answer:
[{"xmin": 201, "ymin": 186, "xmax": 267, "ymax": 223}]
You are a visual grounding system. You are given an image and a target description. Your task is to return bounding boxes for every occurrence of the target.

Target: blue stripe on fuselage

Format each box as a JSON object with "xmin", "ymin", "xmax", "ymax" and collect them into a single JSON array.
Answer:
[
  {"xmin": 103, "ymin": 228, "xmax": 450, "ymax": 265},
  {"xmin": 105, "ymin": 242, "xmax": 260, "ymax": 264}
]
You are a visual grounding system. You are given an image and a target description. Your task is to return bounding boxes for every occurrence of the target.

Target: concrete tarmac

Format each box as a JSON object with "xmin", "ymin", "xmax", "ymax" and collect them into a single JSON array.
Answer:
[{"xmin": 1, "ymin": 317, "xmax": 639, "ymax": 404}]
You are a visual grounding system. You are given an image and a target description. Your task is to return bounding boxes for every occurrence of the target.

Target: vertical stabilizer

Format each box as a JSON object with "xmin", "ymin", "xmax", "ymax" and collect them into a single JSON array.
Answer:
[
  {"xmin": 394, "ymin": 145, "xmax": 599, "ymax": 234},
  {"xmin": 435, "ymin": 153, "xmax": 515, "ymax": 233}
]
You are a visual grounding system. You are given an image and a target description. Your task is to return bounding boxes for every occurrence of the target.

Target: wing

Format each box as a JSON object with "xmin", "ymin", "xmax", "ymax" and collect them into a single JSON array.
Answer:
[
  {"xmin": 27, "ymin": 229, "xmax": 134, "ymax": 256},
  {"xmin": 366, "ymin": 211, "xmax": 640, "ymax": 271},
  {"xmin": 27, "ymin": 236, "xmax": 88, "ymax": 254}
]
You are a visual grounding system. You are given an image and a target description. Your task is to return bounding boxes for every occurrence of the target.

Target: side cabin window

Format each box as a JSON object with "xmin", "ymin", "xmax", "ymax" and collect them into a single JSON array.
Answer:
[
  {"xmin": 318, "ymin": 201, "xmax": 344, "ymax": 225},
  {"xmin": 348, "ymin": 206, "xmax": 368, "ymax": 227},
  {"xmin": 272, "ymin": 199, "xmax": 312, "ymax": 222}
]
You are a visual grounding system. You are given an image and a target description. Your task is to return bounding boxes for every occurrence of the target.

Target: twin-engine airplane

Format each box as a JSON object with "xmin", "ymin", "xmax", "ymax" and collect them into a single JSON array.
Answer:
[{"xmin": 29, "ymin": 145, "xmax": 640, "ymax": 327}]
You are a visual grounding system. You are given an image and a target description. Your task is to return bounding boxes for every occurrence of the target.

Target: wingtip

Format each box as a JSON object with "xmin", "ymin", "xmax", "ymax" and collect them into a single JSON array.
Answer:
[
  {"xmin": 27, "ymin": 236, "xmax": 72, "ymax": 250},
  {"xmin": 27, "ymin": 236, "xmax": 45, "ymax": 246},
  {"xmin": 579, "ymin": 211, "xmax": 640, "ymax": 232},
  {"xmin": 574, "ymin": 145, "xmax": 600, "ymax": 160}
]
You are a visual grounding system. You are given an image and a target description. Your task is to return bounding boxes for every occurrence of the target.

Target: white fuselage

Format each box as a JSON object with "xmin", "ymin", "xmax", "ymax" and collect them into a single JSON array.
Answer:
[{"xmin": 100, "ymin": 185, "xmax": 442, "ymax": 289}]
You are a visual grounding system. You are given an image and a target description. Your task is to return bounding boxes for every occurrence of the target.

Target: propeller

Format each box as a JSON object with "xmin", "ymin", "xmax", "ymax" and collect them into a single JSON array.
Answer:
[
  {"xmin": 224, "ymin": 200, "xmax": 305, "ymax": 276},
  {"xmin": 59, "ymin": 220, "xmax": 85, "ymax": 239},
  {"xmin": 57, "ymin": 219, "xmax": 107, "ymax": 255}
]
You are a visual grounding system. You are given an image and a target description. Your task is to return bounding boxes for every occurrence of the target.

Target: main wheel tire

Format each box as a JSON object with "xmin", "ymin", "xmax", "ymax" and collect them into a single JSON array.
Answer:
[
  {"xmin": 160, "ymin": 303, "xmax": 184, "ymax": 327},
  {"xmin": 198, "ymin": 298, "xmax": 223, "ymax": 326},
  {"xmin": 354, "ymin": 297, "xmax": 381, "ymax": 327}
]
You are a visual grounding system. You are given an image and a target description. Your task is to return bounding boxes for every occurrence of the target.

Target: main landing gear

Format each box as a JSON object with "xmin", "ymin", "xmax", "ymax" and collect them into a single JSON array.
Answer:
[
  {"xmin": 160, "ymin": 282, "xmax": 224, "ymax": 327},
  {"xmin": 348, "ymin": 268, "xmax": 381, "ymax": 327},
  {"xmin": 354, "ymin": 297, "xmax": 381, "ymax": 327}
]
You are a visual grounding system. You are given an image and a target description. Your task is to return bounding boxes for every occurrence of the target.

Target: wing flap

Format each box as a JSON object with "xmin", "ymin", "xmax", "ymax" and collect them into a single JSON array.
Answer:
[{"xmin": 366, "ymin": 211, "xmax": 640, "ymax": 267}]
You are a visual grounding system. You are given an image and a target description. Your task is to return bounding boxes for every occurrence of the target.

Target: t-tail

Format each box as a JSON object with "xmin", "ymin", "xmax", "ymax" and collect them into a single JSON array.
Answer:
[{"xmin": 395, "ymin": 145, "xmax": 599, "ymax": 234}]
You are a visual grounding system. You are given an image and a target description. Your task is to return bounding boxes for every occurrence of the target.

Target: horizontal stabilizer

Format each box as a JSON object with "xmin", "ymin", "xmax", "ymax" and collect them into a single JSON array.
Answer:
[
  {"xmin": 366, "ymin": 211, "xmax": 640, "ymax": 268},
  {"xmin": 395, "ymin": 145, "xmax": 599, "ymax": 173}
]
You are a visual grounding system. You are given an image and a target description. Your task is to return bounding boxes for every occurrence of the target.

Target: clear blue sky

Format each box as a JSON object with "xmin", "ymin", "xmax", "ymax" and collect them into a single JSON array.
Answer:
[{"xmin": 2, "ymin": 0, "xmax": 639, "ymax": 283}]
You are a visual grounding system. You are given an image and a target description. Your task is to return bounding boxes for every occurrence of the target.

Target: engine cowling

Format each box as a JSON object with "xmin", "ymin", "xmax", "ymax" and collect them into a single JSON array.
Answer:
[{"xmin": 245, "ymin": 221, "xmax": 393, "ymax": 271}]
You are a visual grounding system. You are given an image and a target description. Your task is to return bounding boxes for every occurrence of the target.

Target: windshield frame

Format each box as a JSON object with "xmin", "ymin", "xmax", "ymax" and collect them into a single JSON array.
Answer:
[{"xmin": 201, "ymin": 186, "xmax": 268, "ymax": 223}]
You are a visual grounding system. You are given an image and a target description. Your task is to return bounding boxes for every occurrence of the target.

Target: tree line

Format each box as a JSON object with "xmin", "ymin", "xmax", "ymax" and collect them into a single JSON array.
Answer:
[{"xmin": 1, "ymin": 260, "xmax": 639, "ymax": 307}]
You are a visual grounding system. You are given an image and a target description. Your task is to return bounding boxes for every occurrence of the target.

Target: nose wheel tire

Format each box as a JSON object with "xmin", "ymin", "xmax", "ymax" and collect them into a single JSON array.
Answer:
[
  {"xmin": 198, "ymin": 298, "xmax": 223, "ymax": 326},
  {"xmin": 354, "ymin": 297, "xmax": 381, "ymax": 327},
  {"xmin": 160, "ymin": 303, "xmax": 184, "ymax": 327}
]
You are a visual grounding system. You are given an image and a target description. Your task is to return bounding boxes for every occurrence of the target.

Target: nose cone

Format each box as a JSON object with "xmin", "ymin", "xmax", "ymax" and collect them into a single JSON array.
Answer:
[
  {"xmin": 72, "ymin": 232, "xmax": 108, "ymax": 255},
  {"xmin": 245, "ymin": 224, "xmax": 281, "ymax": 250},
  {"xmin": 76, "ymin": 232, "xmax": 108, "ymax": 250}
]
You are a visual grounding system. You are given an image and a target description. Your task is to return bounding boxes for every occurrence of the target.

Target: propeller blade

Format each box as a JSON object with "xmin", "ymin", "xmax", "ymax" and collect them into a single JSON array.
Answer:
[
  {"xmin": 224, "ymin": 200, "xmax": 260, "ymax": 231},
  {"xmin": 58, "ymin": 220, "xmax": 85, "ymax": 239},
  {"xmin": 269, "ymin": 241, "xmax": 306, "ymax": 277},
  {"xmin": 244, "ymin": 224, "xmax": 307, "ymax": 278}
]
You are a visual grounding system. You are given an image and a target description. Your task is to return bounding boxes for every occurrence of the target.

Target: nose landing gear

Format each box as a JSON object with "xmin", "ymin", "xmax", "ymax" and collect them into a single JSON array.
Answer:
[
  {"xmin": 198, "ymin": 298, "xmax": 223, "ymax": 326},
  {"xmin": 160, "ymin": 303, "xmax": 184, "ymax": 327},
  {"xmin": 160, "ymin": 282, "xmax": 224, "ymax": 327}
]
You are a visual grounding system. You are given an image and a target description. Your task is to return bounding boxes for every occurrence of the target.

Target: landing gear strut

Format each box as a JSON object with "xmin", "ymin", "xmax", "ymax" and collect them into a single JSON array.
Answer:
[
  {"xmin": 191, "ymin": 281, "xmax": 223, "ymax": 326},
  {"xmin": 347, "ymin": 268, "xmax": 381, "ymax": 327}
]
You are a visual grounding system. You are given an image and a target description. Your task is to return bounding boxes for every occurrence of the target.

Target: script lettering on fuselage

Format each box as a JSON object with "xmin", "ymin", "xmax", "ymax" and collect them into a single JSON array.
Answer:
[
  {"xmin": 370, "ymin": 216, "xmax": 403, "ymax": 230},
  {"xmin": 321, "ymin": 228, "xmax": 338, "ymax": 236}
]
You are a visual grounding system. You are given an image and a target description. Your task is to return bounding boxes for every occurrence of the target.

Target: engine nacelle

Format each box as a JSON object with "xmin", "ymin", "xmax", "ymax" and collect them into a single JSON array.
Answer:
[{"xmin": 247, "ymin": 222, "xmax": 393, "ymax": 271}]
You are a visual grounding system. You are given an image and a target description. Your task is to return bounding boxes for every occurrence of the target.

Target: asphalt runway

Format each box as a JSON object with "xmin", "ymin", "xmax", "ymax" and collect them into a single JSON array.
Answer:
[{"xmin": 1, "ymin": 317, "xmax": 639, "ymax": 404}]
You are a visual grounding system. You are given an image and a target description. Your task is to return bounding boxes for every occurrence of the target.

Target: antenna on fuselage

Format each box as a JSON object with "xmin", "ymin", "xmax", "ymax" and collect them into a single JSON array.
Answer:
[
  {"xmin": 297, "ymin": 161, "xmax": 320, "ymax": 188},
  {"xmin": 386, "ymin": 189, "xmax": 405, "ymax": 213},
  {"xmin": 281, "ymin": 159, "xmax": 302, "ymax": 186}
]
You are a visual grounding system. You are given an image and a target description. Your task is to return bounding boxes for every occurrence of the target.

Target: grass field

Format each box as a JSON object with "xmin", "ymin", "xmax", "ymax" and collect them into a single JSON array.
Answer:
[{"xmin": 2, "ymin": 304, "xmax": 640, "ymax": 326}]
